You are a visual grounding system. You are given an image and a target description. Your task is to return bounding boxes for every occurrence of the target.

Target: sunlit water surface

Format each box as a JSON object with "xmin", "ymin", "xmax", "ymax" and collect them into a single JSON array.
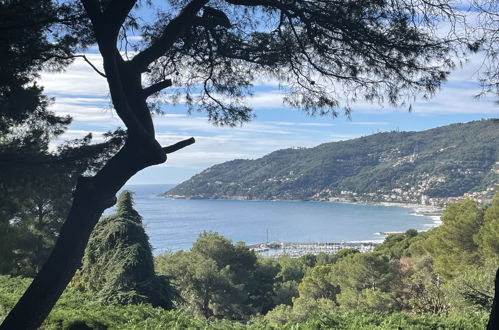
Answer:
[{"xmin": 107, "ymin": 184, "xmax": 439, "ymax": 255}]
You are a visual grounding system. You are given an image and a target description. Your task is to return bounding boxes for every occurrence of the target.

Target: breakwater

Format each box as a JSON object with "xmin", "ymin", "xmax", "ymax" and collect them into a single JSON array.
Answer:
[{"xmin": 248, "ymin": 241, "xmax": 379, "ymax": 258}]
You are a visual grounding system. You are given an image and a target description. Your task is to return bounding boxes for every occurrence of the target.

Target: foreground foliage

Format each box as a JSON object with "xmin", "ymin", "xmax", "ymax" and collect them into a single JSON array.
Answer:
[{"xmin": 0, "ymin": 276, "xmax": 488, "ymax": 329}]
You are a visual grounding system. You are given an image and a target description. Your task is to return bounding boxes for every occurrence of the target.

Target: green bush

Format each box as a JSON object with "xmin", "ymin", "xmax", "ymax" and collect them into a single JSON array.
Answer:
[
  {"xmin": 0, "ymin": 274, "xmax": 488, "ymax": 330},
  {"xmin": 264, "ymin": 311, "xmax": 488, "ymax": 329}
]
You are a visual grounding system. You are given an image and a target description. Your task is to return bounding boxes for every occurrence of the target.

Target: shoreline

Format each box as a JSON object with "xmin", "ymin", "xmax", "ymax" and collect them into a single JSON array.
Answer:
[
  {"xmin": 165, "ymin": 194, "xmax": 441, "ymax": 209},
  {"xmin": 164, "ymin": 195, "xmax": 444, "ymax": 215}
]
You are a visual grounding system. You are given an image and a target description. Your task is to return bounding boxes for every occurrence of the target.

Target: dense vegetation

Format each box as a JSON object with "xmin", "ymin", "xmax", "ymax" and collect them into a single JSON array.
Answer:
[
  {"xmin": 0, "ymin": 276, "xmax": 487, "ymax": 330},
  {"xmin": 1, "ymin": 193, "xmax": 497, "ymax": 328},
  {"xmin": 166, "ymin": 120, "xmax": 499, "ymax": 204}
]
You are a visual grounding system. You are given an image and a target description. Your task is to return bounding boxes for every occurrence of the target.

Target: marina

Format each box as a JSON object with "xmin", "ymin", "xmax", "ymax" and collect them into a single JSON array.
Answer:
[{"xmin": 248, "ymin": 241, "xmax": 379, "ymax": 258}]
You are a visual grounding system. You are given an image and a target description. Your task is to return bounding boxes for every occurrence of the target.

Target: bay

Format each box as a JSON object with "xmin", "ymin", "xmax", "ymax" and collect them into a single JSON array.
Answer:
[{"xmin": 115, "ymin": 184, "xmax": 440, "ymax": 255}]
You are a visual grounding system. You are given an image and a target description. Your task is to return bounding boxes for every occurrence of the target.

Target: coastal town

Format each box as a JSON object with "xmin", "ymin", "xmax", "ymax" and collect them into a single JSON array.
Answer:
[{"xmin": 319, "ymin": 185, "xmax": 497, "ymax": 207}]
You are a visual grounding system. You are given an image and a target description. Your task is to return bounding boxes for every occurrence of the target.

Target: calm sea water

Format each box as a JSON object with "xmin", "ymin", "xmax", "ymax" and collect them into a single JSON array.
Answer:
[{"xmin": 113, "ymin": 184, "xmax": 439, "ymax": 255}]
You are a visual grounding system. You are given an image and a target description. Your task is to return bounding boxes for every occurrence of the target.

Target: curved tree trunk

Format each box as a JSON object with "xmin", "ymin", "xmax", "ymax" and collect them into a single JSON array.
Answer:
[
  {"xmin": 0, "ymin": 0, "xmax": 199, "ymax": 324},
  {"xmin": 0, "ymin": 139, "xmax": 164, "ymax": 329},
  {"xmin": 1, "ymin": 187, "xmax": 110, "ymax": 330},
  {"xmin": 1, "ymin": 1, "xmax": 201, "ymax": 326},
  {"xmin": 0, "ymin": 136, "xmax": 193, "ymax": 329}
]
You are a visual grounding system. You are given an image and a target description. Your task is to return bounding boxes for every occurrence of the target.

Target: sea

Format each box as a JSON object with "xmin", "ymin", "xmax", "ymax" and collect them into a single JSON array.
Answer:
[{"xmin": 112, "ymin": 184, "xmax": 441, "ymax": 255}]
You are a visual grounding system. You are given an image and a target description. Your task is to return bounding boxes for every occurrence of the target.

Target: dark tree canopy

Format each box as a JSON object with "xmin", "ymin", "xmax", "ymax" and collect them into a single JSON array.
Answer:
[
  {"xmin": 0, "ymin": 0, "xmax": 124, "ymax": 277},
  {"xmin": 471, "ymin": 0, "xmax": 499, "ymax": 99},
  {"xmin": 109, "ymin": 0, "xmax": 460, "ymax": 125},
  {"xmin": 0, "ymin": 0, "xmax": 91, "ymax": 130}
]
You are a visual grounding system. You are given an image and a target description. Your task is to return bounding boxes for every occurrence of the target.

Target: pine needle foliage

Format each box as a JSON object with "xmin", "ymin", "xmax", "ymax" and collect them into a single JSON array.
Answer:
[{"xmin": 82, "ymin": 191, "xmax": 174, "ymax": 309}]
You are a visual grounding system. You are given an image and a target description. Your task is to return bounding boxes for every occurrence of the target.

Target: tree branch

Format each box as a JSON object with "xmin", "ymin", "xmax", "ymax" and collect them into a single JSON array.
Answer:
[
  {"xmin": 488, "ymin": 268, "xmax": 499, "ymax": 329},
  {"xmin": 75, "ymin": 55, "xmax": 107, "ymax": 78},
  {"xmin": 130, "ymin": 0, "xmax": 210, "ymax": 72},
  {"xmin": 81, "ymin": 0, "xmax": 126, "ymax": 48},
  {"xmin": 81, "ymin": 0, "xmax": 157, "ymax": 141},
  {"xmin": 142, "ymin": 79, "xmax": 172, "ymax": 97},
  {"xmin": 224, "ymin": 0, "xmax": 289, "ymax": 10},
  {"xmin": 162, "ymin": 137, "xmax": 195, "ymax": 154}
]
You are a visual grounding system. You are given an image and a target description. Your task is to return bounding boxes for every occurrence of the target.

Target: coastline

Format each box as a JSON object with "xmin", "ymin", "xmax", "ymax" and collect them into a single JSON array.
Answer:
[{"xmin": 164, "ymin": 194, "xmax": 444, "ymax": 213}]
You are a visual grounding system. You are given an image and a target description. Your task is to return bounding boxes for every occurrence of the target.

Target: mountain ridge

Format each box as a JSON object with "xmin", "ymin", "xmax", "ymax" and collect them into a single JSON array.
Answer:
[{"xmin": 164, "ymin": 119, "xmax": 499, "ymax": 206}]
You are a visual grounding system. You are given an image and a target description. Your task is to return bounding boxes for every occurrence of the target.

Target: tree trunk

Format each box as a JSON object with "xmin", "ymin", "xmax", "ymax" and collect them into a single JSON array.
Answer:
[
  {"xmin": 1, "ymin": 2, "xmax": 197, "ymax": 326},
  {"xmin": 202, "ymin": 290, "xmax": 212, "ymax": 319},
  {"xmin": 487, "ymin": 267, "xmax": 499, "ymax": 330},
  {"xmin": 0, "ymin": 138, "xmax": 166, "ymax": 330}
]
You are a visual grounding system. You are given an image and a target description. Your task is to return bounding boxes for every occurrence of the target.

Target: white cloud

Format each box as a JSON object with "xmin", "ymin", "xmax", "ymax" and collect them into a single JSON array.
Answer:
[
  {"xmin": 346, "ymin": 121, "xmax": 389, "ymax": 126},
  {"xmin": 269, "ymin": 121, "xmax": 335, "ymax": 127},
  {"xmin": 344, "ymin": 52, "xmax": 498, "ymax": 115},
  {"xmin": 55, "ymin": 97, "xmax": 110, "ymax": 105},
  {"xmin": 39, "ymin": 46, "xmax": 498, "ymax": 122},
  {"xmin": 34, "ymin": 44, "xmax": 498, "ymax": 183},
  {"xmin": 48, "ymin": 129, "xmax": 112, "ymax": 152},
  {"xmin": 49, "ymin": 102, "xmax": 119, "ymax": 124},
  {"xmin": 247, "ymin": 91, "xmax": 286, "ymax": 108},
  {"xmin": 40, "ymin": 54, "xmax": 108, "ymax": 97}
]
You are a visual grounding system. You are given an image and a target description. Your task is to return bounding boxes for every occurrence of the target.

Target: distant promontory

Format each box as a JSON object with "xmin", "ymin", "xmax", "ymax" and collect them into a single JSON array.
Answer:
[{"xmin": 164, "ymin": 119, "xmax": 499, "ymax": 206}]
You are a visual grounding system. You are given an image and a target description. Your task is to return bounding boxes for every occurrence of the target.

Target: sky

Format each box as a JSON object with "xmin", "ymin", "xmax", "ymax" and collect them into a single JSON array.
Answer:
[{"xmin": 39, "ymin": 26, "xmax": 498, "ymax": 185}]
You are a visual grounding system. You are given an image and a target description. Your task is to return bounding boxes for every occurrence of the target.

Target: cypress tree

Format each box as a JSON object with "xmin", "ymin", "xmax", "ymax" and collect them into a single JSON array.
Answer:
[{"xmin": 82, "ymin": 191, "xmax": 174, "ymax": 308}]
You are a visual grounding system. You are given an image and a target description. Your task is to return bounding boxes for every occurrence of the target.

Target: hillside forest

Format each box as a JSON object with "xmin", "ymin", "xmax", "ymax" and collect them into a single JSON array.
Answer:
[{"xmin": 167, "ymin": 119, "xmax": 499, "ymax": 205}]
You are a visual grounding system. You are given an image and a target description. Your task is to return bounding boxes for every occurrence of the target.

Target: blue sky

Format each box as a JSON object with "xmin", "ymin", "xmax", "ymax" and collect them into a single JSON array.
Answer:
[{"xmin": 40, "ymin": 47, "xmax": 498, "ymax": 184}]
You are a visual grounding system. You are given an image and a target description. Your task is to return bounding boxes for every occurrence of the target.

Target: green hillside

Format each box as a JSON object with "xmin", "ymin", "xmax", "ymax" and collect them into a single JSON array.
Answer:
[{"xmin": 165, "ymin": 119, "xmax": 499, "ymax": 204}]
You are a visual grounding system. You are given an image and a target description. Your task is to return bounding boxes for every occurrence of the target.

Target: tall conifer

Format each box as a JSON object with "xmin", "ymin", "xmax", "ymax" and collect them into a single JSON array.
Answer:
[{"xmin": 82, "ymin": 191, "xmax": 174, "ymax": 308}]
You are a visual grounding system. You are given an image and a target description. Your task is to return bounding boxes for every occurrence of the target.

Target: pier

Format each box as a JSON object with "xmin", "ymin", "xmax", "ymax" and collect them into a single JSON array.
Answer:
[{"xmin": 248, "ymin": 241, "xmax": 379, "ymax": 258}]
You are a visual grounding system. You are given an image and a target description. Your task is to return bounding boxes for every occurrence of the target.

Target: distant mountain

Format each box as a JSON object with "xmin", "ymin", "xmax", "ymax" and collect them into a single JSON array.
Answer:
[{"xmin": 164, "ymin": 119, "xmax": 499, "ymax": 205}]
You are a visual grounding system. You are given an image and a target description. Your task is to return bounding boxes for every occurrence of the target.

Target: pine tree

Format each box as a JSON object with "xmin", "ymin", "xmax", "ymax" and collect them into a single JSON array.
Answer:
[
  {"xmin": 477, "ymin": 193, "xmax": 499, "ymax": 262},
  {"xmin": 424, "ymin": 199, "xmax": 484, "ymax": 279}
]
